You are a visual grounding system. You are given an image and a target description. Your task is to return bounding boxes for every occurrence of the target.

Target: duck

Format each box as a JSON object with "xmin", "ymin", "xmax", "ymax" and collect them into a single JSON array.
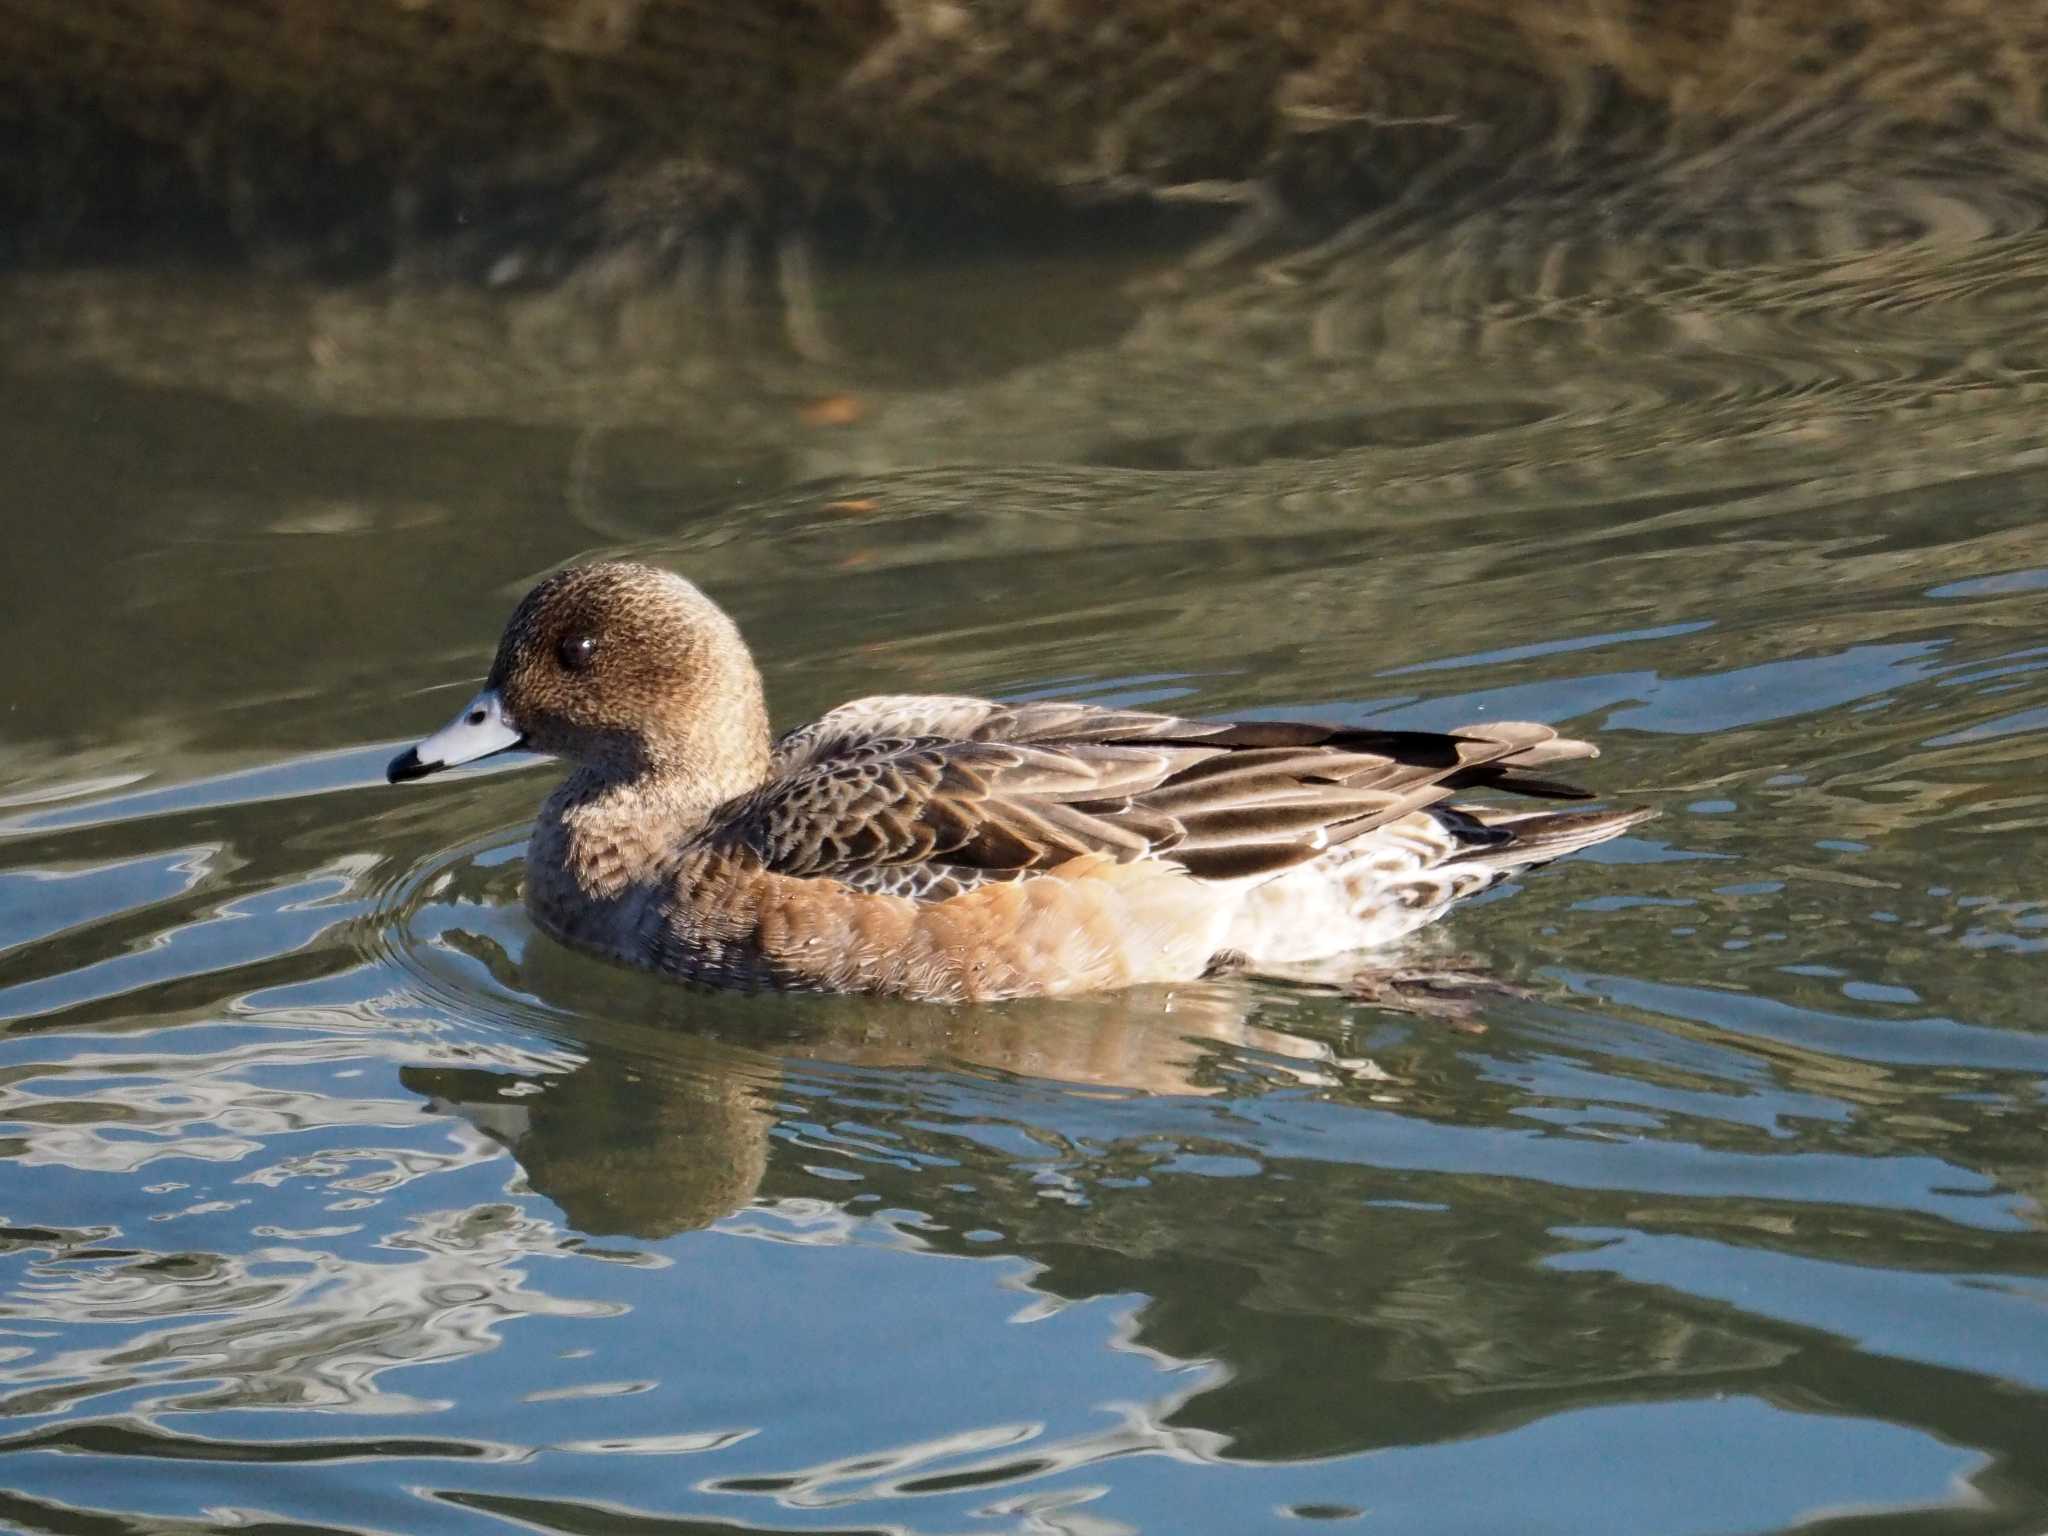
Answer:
[{"xmin": 387, "ymin": 560, "xmax": 1653, "ymax": 1003}]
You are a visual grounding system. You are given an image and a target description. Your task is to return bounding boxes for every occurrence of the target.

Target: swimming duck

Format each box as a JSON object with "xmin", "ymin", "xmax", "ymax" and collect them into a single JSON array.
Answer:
[{"xmin": 388, "ymin": 561, "xmax": 1652, "ymax": 1002}]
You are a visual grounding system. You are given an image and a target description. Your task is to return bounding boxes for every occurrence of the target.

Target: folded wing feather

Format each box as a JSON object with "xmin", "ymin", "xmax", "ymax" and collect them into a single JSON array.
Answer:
[{"xmin": 734, "ymin": 695, "xmax": 1612, "ymax": 894}]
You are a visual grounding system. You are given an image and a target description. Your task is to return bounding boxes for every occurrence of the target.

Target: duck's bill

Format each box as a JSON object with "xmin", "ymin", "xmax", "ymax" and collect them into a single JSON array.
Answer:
[{"xmin": 387, "ymin": 688, "xmax": 526, "ymax": 784}]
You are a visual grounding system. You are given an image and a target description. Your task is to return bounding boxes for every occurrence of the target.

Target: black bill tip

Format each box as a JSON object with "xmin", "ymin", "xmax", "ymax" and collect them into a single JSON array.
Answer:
[{"xmin": 386, "ymin": 747, "xmax": 438, "ymax": 785}]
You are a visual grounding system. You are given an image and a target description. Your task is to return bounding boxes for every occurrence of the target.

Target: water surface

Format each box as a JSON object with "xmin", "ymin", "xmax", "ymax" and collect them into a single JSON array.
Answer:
[{"xmin": 2, "ymin": 179, "xmax": 2047, "ymax": 1535}]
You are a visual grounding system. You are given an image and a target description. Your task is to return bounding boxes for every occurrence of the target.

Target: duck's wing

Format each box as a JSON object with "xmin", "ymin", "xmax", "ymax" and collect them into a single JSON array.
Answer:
[
  {"xmin": 734, "ymin": 699, "xmax": 1619, "ymax": 894},
  {"xmin": 726, "ymin": 731, "xmax": 1215, "ymax": 886}
]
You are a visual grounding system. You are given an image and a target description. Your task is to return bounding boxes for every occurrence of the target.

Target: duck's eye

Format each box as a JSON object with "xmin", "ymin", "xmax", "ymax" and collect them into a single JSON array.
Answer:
[{"xmin": 556, "ymin": 633, "xmax": 597, "ymax": 673}]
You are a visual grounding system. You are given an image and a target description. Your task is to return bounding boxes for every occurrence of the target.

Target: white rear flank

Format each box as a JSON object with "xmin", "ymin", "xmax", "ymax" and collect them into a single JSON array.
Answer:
[{"xmin": 1218, "ymin": 804, "xmax": 1653, "ymax": 968}]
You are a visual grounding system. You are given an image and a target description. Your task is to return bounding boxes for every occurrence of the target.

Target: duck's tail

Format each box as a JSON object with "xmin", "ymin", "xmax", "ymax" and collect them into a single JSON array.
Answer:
[{"xmin": 1446, "ymin": 804, "xmax": 1658, "ymax": 874}]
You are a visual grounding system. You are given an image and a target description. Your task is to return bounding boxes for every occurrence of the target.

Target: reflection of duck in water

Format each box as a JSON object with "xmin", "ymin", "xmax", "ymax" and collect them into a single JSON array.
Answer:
[
  {"xmin": 389, "ymin": 561, "xmax": 1651, "ymax": 1001},
  {"xmin": 405, "ymin": 975, "xmax": 1352, "ymax": 1238}
]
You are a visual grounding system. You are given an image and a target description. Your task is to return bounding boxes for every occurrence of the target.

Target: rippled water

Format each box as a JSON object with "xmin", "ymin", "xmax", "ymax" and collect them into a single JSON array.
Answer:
[{"xmin": 4, "ymin": 168, "xmax": 2048, "ymax": 1534}]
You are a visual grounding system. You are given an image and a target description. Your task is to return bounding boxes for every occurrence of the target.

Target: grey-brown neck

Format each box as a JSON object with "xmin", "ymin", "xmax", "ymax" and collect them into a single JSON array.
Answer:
[{"xmin": 528, "ymin": 646, "xmax": 772, "ymax": 911}]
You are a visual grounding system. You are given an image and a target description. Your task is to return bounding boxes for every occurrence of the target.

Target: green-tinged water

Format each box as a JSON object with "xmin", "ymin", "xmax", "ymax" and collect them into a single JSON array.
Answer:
[{"xmin": 2, "ymin": 179, "xmax": 2047, "ymax": 1536}]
